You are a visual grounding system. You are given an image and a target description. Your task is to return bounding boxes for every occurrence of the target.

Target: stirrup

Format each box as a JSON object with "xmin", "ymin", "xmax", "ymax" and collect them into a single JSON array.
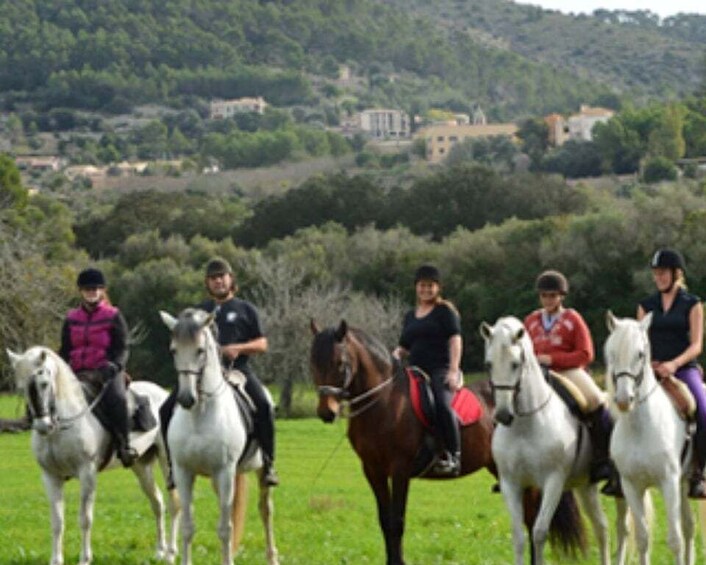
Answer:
[
  {"xmin": 262, "ymin": 465, "xmax": 280, "ymax": 487},
  {"xmin": 590, "ymin": 461, "xmax": 613, "ymax": 483},
  {"xmin": 117, "ymin": 446, "xmax": 138, "ymax": 468},
  {"xmin": 688, "ymin": 478, "xmax": 706, "ymax": 499},
  {"xmin": 432, "ymin": 452, "xmax": 460, "ymax": 476},
  {"xmin": 600, "ymin": 476, "xmax": 623, "ymax": 498}
]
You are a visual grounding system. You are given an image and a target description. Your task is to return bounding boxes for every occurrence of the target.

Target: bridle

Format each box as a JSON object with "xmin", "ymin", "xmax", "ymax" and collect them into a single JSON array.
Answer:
[
  {"xmin": 610, "ymin": 337, "xmax": 657, "ymax": 404},
  {"xmin": 316, "ymin": 338, "xmax": 393, "ymax": 419},
  {"xmin": 26, "ymin": 362, "xmax": 109, "ymax": 431},
  {"xmin": 173, "ymin": 327, "xmax": 228, "ymax": 400},
  {"xmin": 488, "ymin": 342, "xmax": 552, "ymax": 418}
]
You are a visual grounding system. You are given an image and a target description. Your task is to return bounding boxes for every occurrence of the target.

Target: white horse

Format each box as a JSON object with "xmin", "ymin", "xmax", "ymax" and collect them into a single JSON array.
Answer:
[
  {"xmin": 159, "ymin": 308, "xmax": 278, "ymax": 565},
  {"xmin": 481, "ymin": 316, "xmax": 628, "ymax": 565},
  {"xmin": 6, "ymin": 346, "xmax": 180, "ymax": 565},
  {"xmin": 605, "ymin": 311, "xmax": 698, "ymax": 565}
]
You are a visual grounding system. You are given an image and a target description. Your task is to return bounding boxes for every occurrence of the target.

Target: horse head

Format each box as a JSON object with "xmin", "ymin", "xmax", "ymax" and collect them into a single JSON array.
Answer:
[
  {"xmin": 309, "ymin": 319, "xmax": 355, "ymax": 423},
  {"xmin": 604, "ymin": 310, "xmax": 653, "ymax": 412},
  {"xmin": 7, "ymin": 347, "xmax": 60, "ymax": 435},
  {"xmin": 160, "ymin": 308, "xmax": 220, "ymax": 409},
  {"xmin": 480, "ymin": 317, "xmax": 536, "ymax": 426}
]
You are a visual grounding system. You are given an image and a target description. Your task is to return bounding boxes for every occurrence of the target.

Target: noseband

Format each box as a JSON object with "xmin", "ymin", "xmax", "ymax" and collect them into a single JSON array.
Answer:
[
  {"xmin": 610, "ymin": 342, "xmax": 657, "ymax": 403},
  {"xmin": 316, "ymin": 338, "xmax": 393, "ymax": 418},
  {"xmin": 489, "ymin": 345, "xmax": 552, "ymax": 418}
]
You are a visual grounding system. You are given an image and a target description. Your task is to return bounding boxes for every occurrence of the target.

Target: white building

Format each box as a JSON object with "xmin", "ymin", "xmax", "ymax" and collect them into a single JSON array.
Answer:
[
  {"xmin": 566, "ymin": 105, "xmax": 614, "ymax": 142},
  {"xmin": 359, "ymin": 109, "xmax": 410, "ymax": 139},
  {"xmin": 209, "ymin": 97, "xmax": 268, "ymax": 119}
]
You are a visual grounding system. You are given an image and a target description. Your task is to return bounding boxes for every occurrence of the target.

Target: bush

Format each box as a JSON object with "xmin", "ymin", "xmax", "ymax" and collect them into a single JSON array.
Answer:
[{"xmin": 642, "ymin": 156, "xmax": 678, "ymax": 183}]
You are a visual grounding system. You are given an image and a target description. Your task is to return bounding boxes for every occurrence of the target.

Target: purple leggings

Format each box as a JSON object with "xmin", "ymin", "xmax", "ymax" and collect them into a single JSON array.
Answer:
[{"xmin": 675, "ymin": 366, "xmax": 706, "ymax": 430}]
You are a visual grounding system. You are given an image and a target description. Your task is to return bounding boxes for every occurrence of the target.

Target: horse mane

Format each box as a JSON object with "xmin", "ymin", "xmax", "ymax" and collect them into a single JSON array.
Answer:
[
  {"xmin": 173, "ymin": 308, "xmax": 217, "ymax": 344},
  {"xmin": 311, "ymin": 325, "xmax": 393, "ymax": 376}
]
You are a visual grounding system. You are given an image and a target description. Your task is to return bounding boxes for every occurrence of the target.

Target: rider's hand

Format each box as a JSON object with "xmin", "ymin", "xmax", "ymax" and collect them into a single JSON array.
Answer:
[
  {"xmin": 221, "ymin": 344, "xmax": 240, "ymax": 361},
  {"xmin": 446, "ymin": 369, "xmax": 463, "ymax": 391}
]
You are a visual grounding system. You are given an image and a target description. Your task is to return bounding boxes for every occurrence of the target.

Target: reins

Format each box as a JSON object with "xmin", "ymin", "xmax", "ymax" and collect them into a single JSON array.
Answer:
[{"xmin": 490, "ymin": 346, "xmax": 553, "ymax": 418}]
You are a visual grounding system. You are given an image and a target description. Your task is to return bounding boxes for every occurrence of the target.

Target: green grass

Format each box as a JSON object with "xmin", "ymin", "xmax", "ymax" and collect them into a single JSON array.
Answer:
[{"xmin": 2, "ymin": 394, "xmax": 706, "ymax": 564}]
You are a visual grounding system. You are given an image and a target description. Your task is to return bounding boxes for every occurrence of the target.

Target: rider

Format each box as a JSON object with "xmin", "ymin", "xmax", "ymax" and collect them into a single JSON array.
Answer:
[
  {"xmin": 393, "ymin": 264, "xmax": 463, "ymax": 476},
  {"xmin": 160, "ymin": 257, "xmax": 279, "ymax": 487},
  {"xmin": 524, "ymin": 270, "xmax": 620, "ymax": 495},
  {"xmin": 638, "ymin": 248, "xmax": 706, "ymax": 499},
  {"xmin": 59, "ymin": 267, "xmax": 137, "ymax": 467}
]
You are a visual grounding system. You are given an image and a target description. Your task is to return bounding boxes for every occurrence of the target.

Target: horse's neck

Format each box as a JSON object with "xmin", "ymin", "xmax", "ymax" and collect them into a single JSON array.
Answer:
[
  {"xmin": 54, "ymin": 360, "xmax": 87, "ymax": 416},
  {"xmin": 519, "ymin": 352, "xmax": 553, "ymax": 410},
  {"xmin": 350, "ymin": 342, "xmax": 391, "ymax": 395}
]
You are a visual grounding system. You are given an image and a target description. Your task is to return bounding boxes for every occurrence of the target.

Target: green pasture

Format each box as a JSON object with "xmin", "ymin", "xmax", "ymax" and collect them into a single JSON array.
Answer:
[{"xmin": 1, "ymin": 394, "xmax": 706, "ymax": 564}]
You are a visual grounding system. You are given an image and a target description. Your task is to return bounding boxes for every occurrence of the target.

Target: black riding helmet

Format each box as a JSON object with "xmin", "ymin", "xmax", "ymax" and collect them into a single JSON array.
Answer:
[
  {"xmin": 535, "ymin": 270, "xmax": 569, "ymax": 295},
  {"xmin": 414, "ymin": 264, "xmax": 441, "ymax": 284},
  {"xmin": 77, "ymin": 268, "xmax": 106, "ymax": 288},
  {"xmin": 650, "ymin": 248, "xmax": 686, "ymax": 273}
]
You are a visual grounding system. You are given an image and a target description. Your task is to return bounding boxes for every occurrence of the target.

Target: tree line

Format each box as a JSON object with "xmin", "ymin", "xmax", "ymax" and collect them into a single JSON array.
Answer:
[{"xmin": 3, "ymin": 152, "xmax": 706, "ymax": 416}]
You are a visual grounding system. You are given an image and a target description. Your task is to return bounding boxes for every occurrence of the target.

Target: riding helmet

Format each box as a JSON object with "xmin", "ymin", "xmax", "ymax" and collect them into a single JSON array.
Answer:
[
  {"xmin": 77, "ymin": 268, "xmax": 106, "ymax": 288},
  {"xmin": 650, "ymin": 248, "xmax": 686, "ymax": 272},
  {"xmin": 414, "ymin": 264, "xmax": 441, "ymax": 284},
  {"xmin": 535, "ymin": 270, "xmax": 569, "ymax": 295},
  {"xmin": 205, "ymin": 257, "xmax": 233, "ymax": 277}
]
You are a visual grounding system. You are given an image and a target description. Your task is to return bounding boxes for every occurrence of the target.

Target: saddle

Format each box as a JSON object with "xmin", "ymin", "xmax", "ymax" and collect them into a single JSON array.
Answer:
[
  {"xmin": 545, "ymin": 369, "xmax": 589, "ymax": 418},
  {"xmin": 224, "ymin": 369, "xmax": 258, "ymax": 462},
  {"xmin": 406, "ymin": 367, "xmax": 483, "ymax": 429},
  {"xmin": 659, "ymin": 374, "xmax": 696, "ymax": 421}
]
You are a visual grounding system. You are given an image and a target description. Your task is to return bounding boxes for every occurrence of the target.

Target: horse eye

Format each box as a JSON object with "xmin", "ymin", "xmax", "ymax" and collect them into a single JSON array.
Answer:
[
  {"xmin": 197, "ymin": 347, "xmax": 205, "ymax": 357},
  {"xmin": 511, "ymin": 362, "xmax": 520, "ymax": 371},
  {"xmin": 484, "ymin": 361, "xmax": 492, "ymax": 372},
  {"xmin": 169, "ymin": 347, "xmax": 176, "ymax": 356}
]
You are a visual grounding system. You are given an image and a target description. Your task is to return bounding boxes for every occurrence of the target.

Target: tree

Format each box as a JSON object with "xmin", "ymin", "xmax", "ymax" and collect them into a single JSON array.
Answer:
[
  {"xmin": 642, "ymin": 156, "xmax": 678, "ymax": 183},
  {"xmin": 648, "ymin": 104, "xmax": 687, "ymax": 161}
]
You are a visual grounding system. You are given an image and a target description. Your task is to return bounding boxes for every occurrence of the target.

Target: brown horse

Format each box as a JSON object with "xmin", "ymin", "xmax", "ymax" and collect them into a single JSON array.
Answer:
[{"xmin": 309, "ymin": 319, "xmax": 499, "ymax": 565}]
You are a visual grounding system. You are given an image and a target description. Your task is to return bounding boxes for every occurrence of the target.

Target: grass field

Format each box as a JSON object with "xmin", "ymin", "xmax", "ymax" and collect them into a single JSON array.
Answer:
[{"xmin": 1, "ymin": 394, "xmax": 706, "ymax": 564}]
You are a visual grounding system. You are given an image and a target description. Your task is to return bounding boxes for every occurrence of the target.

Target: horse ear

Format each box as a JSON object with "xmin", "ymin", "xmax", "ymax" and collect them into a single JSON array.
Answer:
[
  {"xmin": 479, "ymin": 321, "xmax": 493, "ymax": 340},
  {"xmin": 6, "ymin": 348, "xmax": 21, "ymax": 369},
  {"xmin": 639, "ymin": 311, "xmax": 653, "ymax": 332},
  {"xmin": 310, "ymin": 318, "xmax": 320, "ymax": 335},
  {"xmin": 159, "ymin": 311, "xmax": 178, "ymax": 330},
  {"xmin": 334, "ymin": 319, "xmax": 348, "ymax": 342},
  {"xmin": 512, "ymin": 327, "xmax": 525, "ymax": 344},
  {"xmin": 606, "ymin": 310, "xmax": 618, "ymax": 332},
  {"xmin": 204, "ymin": 311, "xmax": 216, "ymax": 329},
  {"xmin": 39, "ymin": 350, "xmax": 47, "ymax": 363}
]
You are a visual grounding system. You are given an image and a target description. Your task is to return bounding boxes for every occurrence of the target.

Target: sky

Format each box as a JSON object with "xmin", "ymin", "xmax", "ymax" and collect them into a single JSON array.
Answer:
[{"xmin": 515, "ymin": 1, "xmax": 706, "ymax": 18}]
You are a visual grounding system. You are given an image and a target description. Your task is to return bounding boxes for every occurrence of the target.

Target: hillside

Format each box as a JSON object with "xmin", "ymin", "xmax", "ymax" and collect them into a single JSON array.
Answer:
[
  {"xmin": 0, "ymin": 0, "xmax": 622, "ymax": 119},
  {"xmin": 389, "ymin": 0, "xmax": 706, "ymax": 100}
]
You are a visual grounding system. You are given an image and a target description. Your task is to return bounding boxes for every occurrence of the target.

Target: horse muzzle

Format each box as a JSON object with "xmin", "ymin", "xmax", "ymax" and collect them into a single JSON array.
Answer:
[
  {"xmin": 32, "ymin": 416, "xmax": 56, "ymax": 435},
  {"xmin": 177, "ymin": 392, "xmax": 196, "ymax": 409},
  {"xmin": 614, "ymin": 395, "xmax": 634, "ymax": 413},
  {"xmin": 317, "ymin": 396, "xmax": 340, "ymax": 423},
  {"xmin": 494, "ymin": 406, "xmax": 514, "ymax": 427}
]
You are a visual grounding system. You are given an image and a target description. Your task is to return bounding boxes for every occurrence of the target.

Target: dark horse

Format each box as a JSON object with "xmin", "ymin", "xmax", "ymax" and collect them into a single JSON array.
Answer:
[{"xmin": 309, "ymin": 320, "xmax": 499, "ymax": 565}]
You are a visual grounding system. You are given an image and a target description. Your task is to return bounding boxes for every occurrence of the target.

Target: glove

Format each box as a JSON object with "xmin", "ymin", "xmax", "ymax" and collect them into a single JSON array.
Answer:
[{"xmin": 102, "ymin": 362, "xmax": 121, "ymax": 380}]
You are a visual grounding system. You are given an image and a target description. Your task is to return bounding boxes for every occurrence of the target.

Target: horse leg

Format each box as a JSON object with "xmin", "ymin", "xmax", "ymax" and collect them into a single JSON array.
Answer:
[
  {"xmin": 257, "ymin": 481, "xmax": 280, "ymax": 565},
  {"xmin": 661, "ymin": 476, "xmax": 685, "ymax": 565},
  {"xmin": 362, "ymin": 465, "xmax": 396, "ymax": 565},
  {"xmin": 622, "ymin": 481, "xmax": 650, "ymax": 565},
  {"xmin": 576, "ymin": 485, "xmax": 610, "ymax": 565},
  {"xmin": 613, "ymin": 497, "xmax": 630, "ymax": 565},
  {"xmin": 212, "ymin": 467, "xmax": 236, "ymax": 565},
  {"xmin": 132, "ymin": 461, "xmax": 167, "ymax": 561},
  {"xmin": 157, "ymin": 432, "xmax": 181, "ymax": 562},
  {"xmin": 680, "ymin": 483, "xmax": 695, "ymax": 565},
  {"xmin": 531, "ymin": 474, "xmax": 567, "ymax": 565},
  {"xmin": 42, "ymin": 471, "xmax": 66, "ymax": 565},
  {"xmin": 389, "ymin": 473, "xmax": 411, "ymax": 565},
  {"xmin": 499, "ymin": 479, "xmax": 527, "ymax": 565},
  {"xmin": 76, "ymin": 467, "xmax": 97, "ymax": 565},
  {"xmin": 175, "ymin": 467, "xmax": 195, "ymax": 565}
]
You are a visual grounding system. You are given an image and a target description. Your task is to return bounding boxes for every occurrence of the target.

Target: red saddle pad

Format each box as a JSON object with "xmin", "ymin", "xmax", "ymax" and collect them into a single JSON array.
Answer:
[{"xmin": 407, "ymin": 368, "xmax": 483, "ymax": 428}]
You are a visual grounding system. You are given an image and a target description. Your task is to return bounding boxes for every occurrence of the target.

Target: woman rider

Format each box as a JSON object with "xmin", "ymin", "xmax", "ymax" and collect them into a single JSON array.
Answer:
[
  {"xmin": 638, "ymin": 249, "xmax": 706, "ymax": 498},
  {"xmin": 524, "ymin": 270, "xmax": 620, "ymax": 496},
  {"xmin": 59, "ymin": 267, "xmax": 136, "ymax": 467},
  {"xmin": 393, "ymin": 264, "xmax": 463, "ymax": 476}
]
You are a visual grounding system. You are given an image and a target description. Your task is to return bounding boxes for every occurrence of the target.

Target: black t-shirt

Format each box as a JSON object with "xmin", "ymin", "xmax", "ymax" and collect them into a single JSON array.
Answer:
[
  {"xmin": 639, "ymin": 288, "xmax": 700, "ymax": 366},
  {"xmin": 399, "ymin": 303, "xmax": 461, "ymax": 375},
  {"xmin": 199, "ymin": 297, "xmax": 265, "ymax": 370}
]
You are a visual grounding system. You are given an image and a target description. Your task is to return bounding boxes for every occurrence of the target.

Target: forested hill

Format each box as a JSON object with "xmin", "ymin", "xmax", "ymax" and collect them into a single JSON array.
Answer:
[
  {"xmin": 0, "ymin": 0, "xmax": 646, "ymax": 119},
  {"xmin": 391, "ymin": 0, "xmax": 706, "ymax": 100}
]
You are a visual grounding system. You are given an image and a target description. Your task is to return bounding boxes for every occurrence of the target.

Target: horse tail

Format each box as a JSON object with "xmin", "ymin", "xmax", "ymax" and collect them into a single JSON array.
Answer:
[
  {"xmin": 548, "ymin": 491, "xmax": 587, "ymax": 558},
  {"xmin": 231, "ymin": 472, "xmax": 248, "ymax": 553}
]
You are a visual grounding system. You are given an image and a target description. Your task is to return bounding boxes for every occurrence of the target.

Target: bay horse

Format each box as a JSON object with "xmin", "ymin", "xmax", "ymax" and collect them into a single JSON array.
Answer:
[
  {"xmin": 309, "ymin": 319, "xmax": 497, "ymax": 565},
  {"xmin": 6, "ymin": 346, "xmax": 180, "ymax": 565},
  {"xmin": 160, "ymin": 309, "xmax": 278, "ymax": 565},
  {"xmin": 604, "ymin": 311, "xmax": 696, "ymax": 565},
  {"xmin": 480, "ymin": 317, "xmax": 628, "ymax": 565}
]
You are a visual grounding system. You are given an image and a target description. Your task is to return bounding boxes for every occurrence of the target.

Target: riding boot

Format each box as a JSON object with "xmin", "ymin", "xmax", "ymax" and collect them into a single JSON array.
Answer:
[
  {"xmin": 586, "ymin": 405, "xmax": 613, "ymax": 483},
  {"xmin": 688, "ymin": 428, "xmax": 706, "ymax": 499},
  {"xmin": 159, "ymin": 391, "xmax": 177, "ymax": 489},
  {"xmin": 599, "ymin": 463, "xmax": 623, "ymax": 497},
  {"xmin": 101, "ymin": 373, "xmax": 137, "ymax": 467},
  {"xmin": 255, "ymin": 404, "xmax": 279, "ymax": 487}
]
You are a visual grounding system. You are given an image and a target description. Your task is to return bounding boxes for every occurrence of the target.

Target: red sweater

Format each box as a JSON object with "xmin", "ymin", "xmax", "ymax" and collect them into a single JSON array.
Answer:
[{"xmin": 524, "ymin": 308, "xmax": 594, "ymax": 370}]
